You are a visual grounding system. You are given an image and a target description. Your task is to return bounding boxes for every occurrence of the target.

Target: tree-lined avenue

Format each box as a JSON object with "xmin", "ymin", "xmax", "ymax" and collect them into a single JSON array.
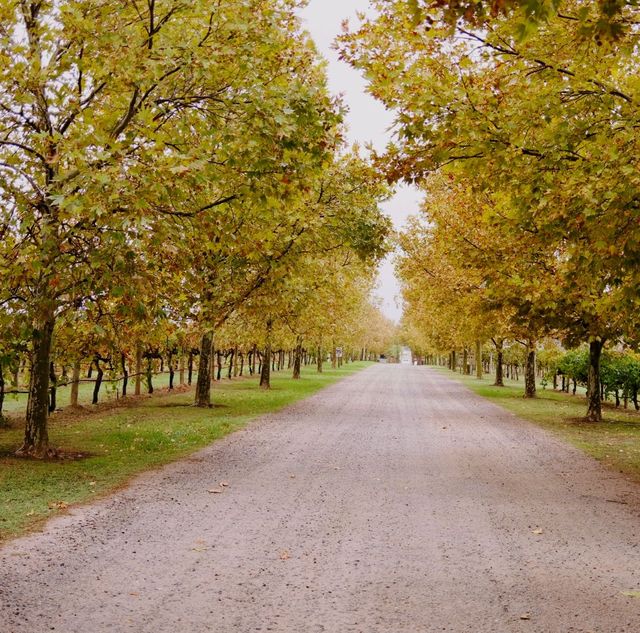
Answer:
[{"xmin": 2, "ymin": 365, "xmax": 639, "ymax": 632}]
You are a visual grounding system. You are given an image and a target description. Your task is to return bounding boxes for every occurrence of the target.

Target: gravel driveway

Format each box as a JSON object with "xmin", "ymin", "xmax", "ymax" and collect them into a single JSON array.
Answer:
[{"xmin": 2, "ymin": 365, "xmax": 640, "ymax": 632}]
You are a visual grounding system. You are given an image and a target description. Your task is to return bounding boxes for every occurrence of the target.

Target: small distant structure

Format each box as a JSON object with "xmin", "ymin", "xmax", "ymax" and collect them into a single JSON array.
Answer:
[{"xmin": 400, "ymin": 347, "xmax": 412, "ymax": 365}]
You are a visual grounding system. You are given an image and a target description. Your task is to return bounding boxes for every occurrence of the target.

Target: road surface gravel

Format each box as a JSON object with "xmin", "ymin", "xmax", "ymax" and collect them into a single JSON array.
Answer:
[{"xmin": 2, "ymin": 365, "xmax": 640, "ymax": 632}]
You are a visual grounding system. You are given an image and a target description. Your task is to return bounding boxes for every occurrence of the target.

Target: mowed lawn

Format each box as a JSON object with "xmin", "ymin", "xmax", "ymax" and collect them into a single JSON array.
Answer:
[
  {"xmin": 440, "ymin": 367, "xmax": 640, "ymax": 481},
  {"xmin": 1, "ymin": 362, "xmax": 370, "ymax": 542}
]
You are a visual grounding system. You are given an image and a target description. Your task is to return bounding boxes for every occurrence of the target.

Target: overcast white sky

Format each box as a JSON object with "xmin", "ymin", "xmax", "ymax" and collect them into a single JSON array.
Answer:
[{"xmin": 298, "ymin": 1, "xmax": 423, "ymax": 323}]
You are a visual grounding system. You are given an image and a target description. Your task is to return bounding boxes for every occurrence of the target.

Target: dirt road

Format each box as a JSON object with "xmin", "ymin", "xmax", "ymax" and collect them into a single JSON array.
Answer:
[{"xmin": 2, "ymin": 365, "xmax": 640, "ymax": 632}]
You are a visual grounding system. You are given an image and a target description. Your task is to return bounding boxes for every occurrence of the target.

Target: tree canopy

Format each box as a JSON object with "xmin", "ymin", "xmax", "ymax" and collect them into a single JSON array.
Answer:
[{"xmin": 340, "ymin": 0, "xmax": 640, "ymax": 421}]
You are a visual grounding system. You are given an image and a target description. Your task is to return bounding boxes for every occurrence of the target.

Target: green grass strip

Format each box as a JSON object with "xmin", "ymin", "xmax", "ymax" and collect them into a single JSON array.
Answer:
[
  {"xmin": 0, "ymin": 362, "xmax": 371, "ymax": 542},
  {"xmin": 438, "ymin": 367, "xmax": 640, "ymax": 483}
]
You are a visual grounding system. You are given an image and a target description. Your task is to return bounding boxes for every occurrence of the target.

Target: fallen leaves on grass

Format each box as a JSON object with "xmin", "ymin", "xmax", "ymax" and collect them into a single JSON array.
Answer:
[{"xmin": 47, "ymin": 501, "xmax": 68, "ymax": 510}]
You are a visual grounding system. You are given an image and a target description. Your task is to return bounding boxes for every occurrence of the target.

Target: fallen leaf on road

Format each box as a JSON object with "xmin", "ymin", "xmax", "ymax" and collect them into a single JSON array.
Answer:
[
  {"xmin": 532, "ymin": 528, "xmax": 544, "ymax": 535},
  {"xmin": 289, "ymin": 474, "xmax": 296, "ymax": 479},
  {"xmin": 207, "ymin": 488, "xmax": 223, "ymax": 494},
  {"xmin": 280, "ymin": 550, "xmax": 290, "ymax": 560},
  {"xmin": 129, "ymin": 592, "xmax": 139, "ymax": 597},
  {"xmin": 622, "ymin": 591, "xmax": 640, "ymax": 598},
  {"xmin": 220, "ymin": 481, "xmax": 230, "ymax": 487},
  {"xmin": 519, "ymin": 613, "xmax": 531, "ymax": 620},
  {"xmin": 191, "ymin": 546, "xmax": 209, "ymax": 552}
]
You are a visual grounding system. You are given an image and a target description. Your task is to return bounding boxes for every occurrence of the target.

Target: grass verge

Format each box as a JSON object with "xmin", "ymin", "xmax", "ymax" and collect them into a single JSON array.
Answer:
[
  {"xmin": 1, "ymin": 362, "xmax": 370, "ymax": 542},
  {"xmin": 438, "ymin": 367, "xmax": 640, "ymax": 482}
]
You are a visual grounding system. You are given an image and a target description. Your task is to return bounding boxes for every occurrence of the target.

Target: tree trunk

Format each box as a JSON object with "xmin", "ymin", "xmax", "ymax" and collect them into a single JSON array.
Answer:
[
  {"xmin": 18, "ymin": 314, "xmax": 55, "ymax": 457},
  {"xmin": 146, "ymin": 356, "xmax": 153, "ymax": 394},
  {"xmin": 48, "ymin": 362, "xmax": 57, "ymax": 413},
  {"xmin": 233, "ymin": 346, "xmax": 239, "ymax": 377},
  {"xmin": 179, "ymin": 349, "xmax": 185, "ymax": 386},
  {"xmin": 92, "ymin": 358, "xmax": 104, "ymax": 405},
  {"xmin": 195, "ymin": 331, "xmax": 213, "ymax": 407},
  {"xmin": 121, "ymin": 353, "xmax": 129, "ymax": 397},
  {"xmin": 260, "ymin": 320, "xmax": 273, "ymax": 389},
  {"xmin": 450, "ymin": 350, "xmax": 456, "ymax": 372},
  {"xmin": 135, "ymin": 345, "xmax": 142, "ymax": 396},
  {"xmin": 586, "ymin": 338, "xmax": 604, "ymax": 422},
  {"xmin": 228, "ymin": 349, "xmax": 234, "ymax": 379},
  {"xmin": 216, "ymin": 350, "xmax": 222, "ymax": 381},
  {"xmin": 168, "ymin": 351, "xmax": 175, "ymax": 390},
  {"xmin": 493, "ymin": 339, "xmax": 504, "ymax": 387},
  {"xmin": 188, "ymin": 350, "xmax": 194, "ymax": 385},
  {"xmin": 524, "ymin": 341, "xmax": 536, "ymax": 398},
  {"xmin": 293, "ymin": 336, "xmax": 302, "ymax": 380},
  {"xmin": 475, "ymin": 340, "xmax": 483, "ymax": 379},
  {"xmin": 317, "ymin": 345, "xmax": 323, "ymax": 373}
]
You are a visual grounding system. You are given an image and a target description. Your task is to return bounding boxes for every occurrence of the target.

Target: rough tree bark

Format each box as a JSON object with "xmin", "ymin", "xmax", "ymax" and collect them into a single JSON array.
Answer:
[
  {"xmin": 293, "ymin": 336, "xmax": 302, "ymax": 380},
  {"xmin": 586, "ymin": 338, "xmax": 604, "ymax": 422},
  {"xmin": 195, "ymin": 331, "xmax": 213, "ymax": 407},
  {"xmin": 475, "ymin": 340, "xmax": 483, "ymax": 379},
  {"xmin": 260, "ymin": 320, "xmax": 273, "ymax": 389},
  {"xmin": 493, "ymin": 339, "xmax": 504, "ymax": 387},
  {"xmin": 524, "ymin": 340, "xmax": 536, "ymax": 398},
  {"xmin": 18, "ymin": 313, "xmax": 55, "ymax": 457}
]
